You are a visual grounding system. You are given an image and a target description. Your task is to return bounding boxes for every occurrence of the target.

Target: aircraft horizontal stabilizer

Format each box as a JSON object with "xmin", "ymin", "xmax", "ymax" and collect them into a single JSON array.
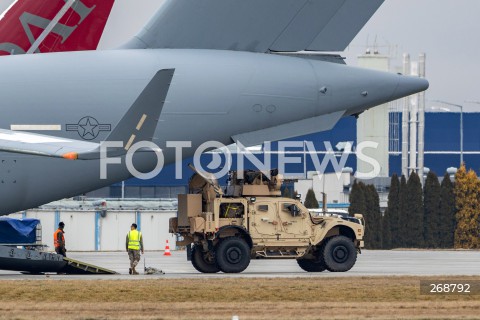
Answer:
[
  {"xmin": 0, "ymin": 69, "xmax": 175, "ymax": 160},
  {"xmin": 122, "ymin": 0, "xmax": 384, "ymax": 53},
  {"xmin": 0, "ymin": 130, "xmax": 98, "ymax": 159},
  {"xmin": 232, "ymin": 110, "xmax": 345, "ymax": 147}
]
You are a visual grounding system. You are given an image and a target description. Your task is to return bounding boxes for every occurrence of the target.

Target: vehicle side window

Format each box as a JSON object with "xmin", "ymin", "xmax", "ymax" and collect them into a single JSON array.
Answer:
[
  {"xmin": 220, "ymin": 203, "xmax": 244, "ymax": 218},
  {"xmin": 257, "ymin": 204, "xmax": 269, "ymax": 212},
  {"xmin": 282, "ymin": 203, "xmax": 300, "ymax": 216}
]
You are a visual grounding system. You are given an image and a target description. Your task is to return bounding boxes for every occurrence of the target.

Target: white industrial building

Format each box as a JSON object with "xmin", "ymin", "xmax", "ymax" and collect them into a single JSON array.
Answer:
[
  {"xmin": 9, "ymin": 200, "xmax": 177, "ymax": 252},
  {"xmin": 356, "ymin": 50, "xmax": 390, "ymax": 178},
  {"xmin": 295, "ymin": 170, "xmax": 352, "ymax": 206}
]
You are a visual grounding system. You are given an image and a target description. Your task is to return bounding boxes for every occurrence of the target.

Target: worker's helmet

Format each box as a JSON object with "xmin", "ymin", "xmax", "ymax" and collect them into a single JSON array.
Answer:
[{"xmin": 59, "ymin": 222, "xmax": 65, "ymax": 228}]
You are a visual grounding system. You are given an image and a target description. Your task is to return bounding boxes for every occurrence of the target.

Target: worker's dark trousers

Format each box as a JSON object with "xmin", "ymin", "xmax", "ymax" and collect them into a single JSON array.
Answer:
[{"xmin": 55, "ymin": 247, "xmax": 67, "ymax": 257}]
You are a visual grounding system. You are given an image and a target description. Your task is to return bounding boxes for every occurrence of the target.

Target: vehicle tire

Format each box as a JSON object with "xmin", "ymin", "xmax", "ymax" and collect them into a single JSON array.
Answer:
[
  {"xmin": 215, "ymin": 237, "xmax": 251, "ymax": 273},
  {"xmin": 321, "ymin": 236, "xmax": 357, "ymax": 272},
  {"xmin": 296, "ymin": 257, "xmax": 327, "ymax": 272},
  {"xmin": 191, "ymin": 244, "xmax": 220, "ymax": 273}
]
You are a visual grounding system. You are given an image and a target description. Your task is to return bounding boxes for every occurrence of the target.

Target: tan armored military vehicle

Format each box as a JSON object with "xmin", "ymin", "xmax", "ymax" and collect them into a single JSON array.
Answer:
[{"xmin": 169, "ymin": 167, "xmax": 364, "ymax": 273}]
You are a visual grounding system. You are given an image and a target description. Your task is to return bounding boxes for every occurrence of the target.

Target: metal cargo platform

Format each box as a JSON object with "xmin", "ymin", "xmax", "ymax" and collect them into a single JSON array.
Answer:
[
  {"xmin": 0, "ymin": 246, "xmax": 117, "ymax": 274},
  {"xmin": 0, "ymin": 245, "xmax": 66, "ymax": 273},
  {"xmin": 62, "ymin": 257, "xmax": 118, "ymax": 274}
]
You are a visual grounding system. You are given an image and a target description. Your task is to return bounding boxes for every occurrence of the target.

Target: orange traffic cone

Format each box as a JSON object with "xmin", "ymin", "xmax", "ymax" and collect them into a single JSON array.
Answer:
[{"xmin": 163, "ymin": 239, "xmax": 172, "ymax": 256}]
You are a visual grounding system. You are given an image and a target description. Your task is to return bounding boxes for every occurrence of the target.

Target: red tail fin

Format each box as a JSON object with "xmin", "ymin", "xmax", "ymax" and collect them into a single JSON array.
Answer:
[{"xmin": 0, "ymin": 0, "xmax": 115, "ymax": 55}]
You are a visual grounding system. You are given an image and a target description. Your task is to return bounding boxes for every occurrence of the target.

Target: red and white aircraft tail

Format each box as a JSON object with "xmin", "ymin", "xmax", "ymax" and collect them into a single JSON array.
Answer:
[{"xmin": 0, "ymin": 0, "xmax": 115, "ymax": 55}]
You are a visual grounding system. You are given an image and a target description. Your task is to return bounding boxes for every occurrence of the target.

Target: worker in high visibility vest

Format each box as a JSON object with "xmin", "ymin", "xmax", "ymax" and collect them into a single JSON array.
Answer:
[
  {"xmin": 126, "ymin": 223, "xmax": 144, "ymax": 275},
  {"xmin": 54, "ymin": 222, "xmax": 67, "ymax": 257}
]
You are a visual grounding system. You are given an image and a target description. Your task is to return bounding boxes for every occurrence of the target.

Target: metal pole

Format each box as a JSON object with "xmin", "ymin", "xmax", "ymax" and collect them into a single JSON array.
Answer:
[
  {"xmin": 460, "ymin": 106, "xmax": 463, "ymax": 165},
  {"xmin": 417, "ymin": 53, "xmax": 426, "ymax": 183},
  {"xmin": 303, "ymin": 140, "xmax": 307, "ymax": 179},
  {"xmin": 401, "ymin": 54, "xmax": 410, "ymax": 177},
  {"xmin": 409, "ymin": 94, "xmax": 418, "ymax": 174}
]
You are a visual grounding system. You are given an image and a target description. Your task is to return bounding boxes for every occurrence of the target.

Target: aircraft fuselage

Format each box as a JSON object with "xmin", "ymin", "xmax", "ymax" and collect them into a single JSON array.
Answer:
[{"xmin": 0, "ymin": 49, "xmax": 428, "ymax": 213}]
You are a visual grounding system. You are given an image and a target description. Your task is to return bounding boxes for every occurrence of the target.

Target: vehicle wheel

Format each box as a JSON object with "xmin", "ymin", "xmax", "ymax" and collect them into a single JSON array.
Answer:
[
  {"xmin": 191, "ymin": 244, "xmax": 220, "ymax": 273},
  {"xmin": 215, "ymin": 237, "xmax": 251, "ymax": 273},
  {"xmin": 322, "ymin": 236, "xmax": 357, "ymax": 272},
  {"xmin": 296, "ymin": 257, "xmax": 327, "ymax": 272}
]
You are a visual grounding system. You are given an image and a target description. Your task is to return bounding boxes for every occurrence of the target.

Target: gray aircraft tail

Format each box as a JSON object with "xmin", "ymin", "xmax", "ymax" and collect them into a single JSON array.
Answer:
[
  {"xmin": 70, "ymin": 68, "xmax": 175, "ymax": 160},
  {"xmin": 121, "ymin": 0, "xmax": 384, "ymax": 53},
  {"xmin": 100, "ymin": 69, "xmax": 174, "ymax": 152}
]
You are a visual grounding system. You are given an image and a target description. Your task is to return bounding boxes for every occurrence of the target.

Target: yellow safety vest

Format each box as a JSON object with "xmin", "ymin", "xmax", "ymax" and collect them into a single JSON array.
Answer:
[{"xmin": 128, "ymin": 230, "xmax": 142, "ymax": 250}]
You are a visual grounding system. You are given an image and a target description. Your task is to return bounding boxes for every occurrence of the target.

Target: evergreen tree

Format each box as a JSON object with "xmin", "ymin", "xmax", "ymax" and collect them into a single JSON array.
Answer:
[
  {"xmin": 405, "ymin": 172, "xmax": 424, "ymax": 247},
  {"xmin": 282, "ymin": 187, "xmax": 292, "ymax": 198},
  {"xmin": 349, "ymin": 180, "xmax": 366, "ymax": 216},
  {"xmin": 397, "ymin": 175, "xmax": 408, "ymax": 247},
  {"xmin": 382, "ymin": 208, "xmax": 392, "ymax": 249},
  {"xmin": 304, "ymin": 188, "xmax": 319, "ymax": 209},
  {"xmin": 439, "ymin": 173, "xmax": 456, "ymax": 248},
  {"xmin": 386, "ymin": 174, "xmax": 400, "ymax": 248},
  {"xmin": 454, "ymin": 165, "xmax": 480, "ymax": 249},
  {"xmin": 364, "ymin": 184, "xmax": 382, "ymax": 249},
  {"xmin": 361, "ymin": 182, "xmax": 374, "ymax": 248},
  {"xmin": 423, "ymin": 171, "xmax": 441, "ymax": 248},
  {"xmin": 349, "ymin": 181, "xmax": 383, "ymax": 249},
  {"xmin": 349, "ymin": 181, "xmax": 369, "ymax": 247}
]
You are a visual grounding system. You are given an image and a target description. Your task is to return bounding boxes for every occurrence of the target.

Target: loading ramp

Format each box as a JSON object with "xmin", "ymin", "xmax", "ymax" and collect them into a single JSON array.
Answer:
[{"xmin": 62, "ymin": 257, "xmax": 118, "ymax": 274}]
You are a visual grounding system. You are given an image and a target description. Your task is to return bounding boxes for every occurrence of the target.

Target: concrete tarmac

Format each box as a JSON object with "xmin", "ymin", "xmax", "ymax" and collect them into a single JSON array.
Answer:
[{"xmin": 0, "ymin": 250, "xmax": 479, "ymax": 280}]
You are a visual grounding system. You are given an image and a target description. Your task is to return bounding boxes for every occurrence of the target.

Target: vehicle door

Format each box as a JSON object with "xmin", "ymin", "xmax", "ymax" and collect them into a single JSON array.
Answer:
[
  {"xmin": 277, "ymin": 200, "xmax": 309, "ymax": 239},
  {"xmin": 249, "ymin": 200, "xmax": 279, "ymax": 240}
]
